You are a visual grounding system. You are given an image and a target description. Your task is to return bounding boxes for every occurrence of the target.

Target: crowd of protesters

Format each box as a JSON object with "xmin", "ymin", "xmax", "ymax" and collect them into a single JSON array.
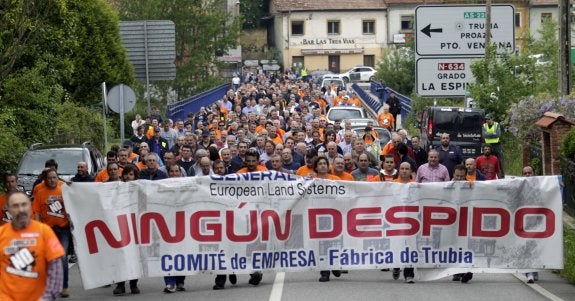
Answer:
[{"xmin": 0, "ymin": 69, "xmax": 530, "ymax": 299}]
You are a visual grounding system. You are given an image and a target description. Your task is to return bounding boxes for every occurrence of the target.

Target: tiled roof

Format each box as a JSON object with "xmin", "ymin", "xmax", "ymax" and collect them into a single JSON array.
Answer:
[
  {"xmin": 529, "ymin": 0, "xmax": 557, "ymax": 5},
  {"xmin": 536, "ymin": 112, "xmax": 575, "ymax": 128},
  {"xmin": 385, "ymin": 0, "xmax": 445, "ymax": 4},
  {"xmin": 272, "ymin": 0, "xmax": 568, "ymax": 12},
  {"xmin": 530, "ymin": 0, "xmax": 575, "ymax": 5},
  {"xmin": 273, "ymin": 0, "xmax": 386, "ymax": 12}
]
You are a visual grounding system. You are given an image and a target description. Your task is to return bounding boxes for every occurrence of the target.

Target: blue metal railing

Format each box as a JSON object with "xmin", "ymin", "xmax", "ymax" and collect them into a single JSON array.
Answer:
[
  {"xmin": 167, "ymin": 84, "xmax": 229, "ymax": 121},
  {"xmin": 351, "ymin": 83, "xmax": 382, "ymax": 115},
  {"xmin": 369, "ymin": 81, "xmax": 412, "ymax": 121}
]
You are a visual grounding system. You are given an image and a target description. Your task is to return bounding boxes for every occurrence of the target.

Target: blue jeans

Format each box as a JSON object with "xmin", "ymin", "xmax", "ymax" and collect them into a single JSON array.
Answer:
[
  {"xmin": 53, "ymin": 226, "xmax": 71, "ymax": 289},
  {"xmin": 164, "ymin": 276, "xmax": 185, "ymax": 286}
]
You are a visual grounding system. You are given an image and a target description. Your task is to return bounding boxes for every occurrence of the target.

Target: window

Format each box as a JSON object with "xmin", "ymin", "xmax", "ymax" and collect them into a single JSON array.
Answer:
[
  {"xmin": 292, "ymin": 56, "xmax": 304, "ymax": 70},
  {"xmin": 363, "ymin": 55, "xmax": 375, "ymax": 67},
  {"xmin": 401, "ymin": 16, "xmax": 414, "ymax": 31},
  {"xmin": 291, "ymin": 21, "xmax": 304, "ymax": 35},
  {"xmin": 541, "ymin": 13, "xmax": 552, "ymax": 23},
  {"xmin": 363, "ymin": 20, "xmax": 375, "ymax": 34},
  {"xmin": 327, "ymin": 21, "xmax": 340, "ymax": 35},
  {"xmin": 515, "ymin": 13, "xmax": 521, "ymax": 27}
]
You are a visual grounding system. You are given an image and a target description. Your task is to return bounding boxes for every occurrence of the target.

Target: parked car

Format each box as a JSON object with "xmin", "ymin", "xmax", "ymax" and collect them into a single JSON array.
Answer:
[
  {"xmin": 309, "ymin": 69, "xmax": 334, "ymax": 84},
  {"xmin": 347, "ymin": 118, "xmax": 379, "ymax": 128},
  {"xmin": 339, "ymin": 66, "xmax": 377, "ymax": 83},
  {"xmin": 326, "ymin": 106, "xmax": 367, "ymax": 124},
  {"xmin": 416, "ymin": 106, "xmax": 485, "ymax": 160},
  {"xmin": 16, "ymin": 142, "xmax": 105, "ymax": 195},
  {"xmin": 320, "ymin": 75, "xmax": 346, "ymax": 91},
  {"xmin": 352, "ymin": 125, "xmax": 392, "ymax": 148}
]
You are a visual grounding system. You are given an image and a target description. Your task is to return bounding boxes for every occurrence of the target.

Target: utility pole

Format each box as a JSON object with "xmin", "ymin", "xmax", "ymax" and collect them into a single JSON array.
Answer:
[
  {"xmin": 559, "ymin": 0, "xmax": 572, "ymax": 96},
  {"xmin": 485, "ymin": 0, "xmax": 492, "ymax": 48}
]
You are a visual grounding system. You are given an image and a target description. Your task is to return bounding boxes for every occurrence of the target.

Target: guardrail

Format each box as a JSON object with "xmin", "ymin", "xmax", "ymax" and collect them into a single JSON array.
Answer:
[
  {"xmin": 368, "ymin": 81, "xmax": 412, "ymax": 121},
  {"xmin": 351, "ymin": 83, "xmax": 382, "ymax": 117},
  {"xmin": 167, "ymin": 84, "xmax": 229, "ymax": 121}
]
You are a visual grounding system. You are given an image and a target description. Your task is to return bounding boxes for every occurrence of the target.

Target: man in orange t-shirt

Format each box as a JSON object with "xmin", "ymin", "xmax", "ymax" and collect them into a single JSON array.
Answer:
[
  {"xmin": 0, "ymin": 191, "xmax": 65, "ymax": 301},
  {"xmin": 236, "ymin": 149, "xmax": 268, "ymax": 174},
  {"xmin": 95, "ymin": 150, "xmax": 122, "ymax": 182},
  {"xmin": 347, "ymin": 94, "xmax": 362, "ymax": 107},
  {"xmin": 332, "ymin": 157, "xmax": 354, "ymax": 181},
  {"xmin": 296, "ymin": 149, "xmax": 318, "ymax": 178},
  {"xmin": 373, "ymin": 155, "xmax": 398, "ymax": 182},
  {"xmin": 377, "ymin": 105, "xmax": 395, "ymax": 131},
  {"xmin": 394, "ymin": 162, "xmax": 415, "ymax": 183},
  {"xmin": 0, "ymin": 174, "xmax": 19, "ymax": 226},
  {"xmin": 32, "ymin": 169, "xmax": 71, "ymax": 298}
]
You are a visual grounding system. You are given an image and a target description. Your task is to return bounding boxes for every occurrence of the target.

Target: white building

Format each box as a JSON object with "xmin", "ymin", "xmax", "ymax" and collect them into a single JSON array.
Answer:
[
  {"xmin": 266, "ymin": 0, "xmax": 573, "ymax": 72},
  {"xmin": 269, "ymin": 0, "xmax": 387, "ymax": 73}
]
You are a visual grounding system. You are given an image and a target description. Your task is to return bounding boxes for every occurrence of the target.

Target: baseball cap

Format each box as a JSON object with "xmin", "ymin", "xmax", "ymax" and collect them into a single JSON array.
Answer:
[
  {"xmin": 202, "ymin": 130, "xmax": 210, "ymax": 137},
  {"xmin": 122, "ymin": 140, "xmax": 133, "ymax": 148},
  {"xmin": 154, "ymin": 127, "xmax": 161, "ymax": 132},
  {"xmin": 485, "ymin": 114, "xmax": 493, "ymax": 120},
  {"xmin": 365, "ymin": 126, "xmax": 372, "ymax": 132}
]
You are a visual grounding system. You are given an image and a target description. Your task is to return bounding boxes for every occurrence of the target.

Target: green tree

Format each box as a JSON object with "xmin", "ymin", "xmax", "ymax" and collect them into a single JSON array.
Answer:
[
  {"xmin": 240, "ymin": 0, "xmax": 267, "ymax": 29},
  {"xmin": 0, "ymin": 0, "xmax": 134, "ymax": 171},
  {"xmin": 113, "ymin": 0, "xmax": 241, "ymax": 99},
  {"xmin": 0, "ymin": 0, "xmax": 66, "ymax": 84},
  {"xmin": 374, "ymin": 45, "xmax": 415, "ymax": 95},
  {"xmin": 525, "ymin": 19, "xmax": 559, "ymax": 96},
  {"xmin": 54, "ymin": 101, "xmax": 109, "ymax": 150},
  {"xmin": 468, "ymin": 19, "xmax": 559, "ymax": 121},
  {"xmin": 468, "ymin": 46, "xmax": 528, "ymax": 121},
  {"xmin": 0, "ymin": 107, "xmax": 27, "ymax": 174},
  {"xmin": 63, "ymin": 0, "xmax": 135, "ymax": 105},
  {"xmin": 1, "ymin": 62, "xmax": 63, "ymax": 145},
  {"xmin": 5, "ymin": 0, "xmax": 134, "ymax": 106}
]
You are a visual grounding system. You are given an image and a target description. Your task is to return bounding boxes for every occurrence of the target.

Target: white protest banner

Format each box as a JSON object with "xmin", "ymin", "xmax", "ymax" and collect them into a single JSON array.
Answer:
[{"xmin": 62, "ymin": 172, "xmax": 563, "ymax": 289}]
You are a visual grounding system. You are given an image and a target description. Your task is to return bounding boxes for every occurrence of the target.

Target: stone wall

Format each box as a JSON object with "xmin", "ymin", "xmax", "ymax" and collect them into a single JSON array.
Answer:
[{"xmin": 241, "ymin": 29, "xmax": 269, "ymax": 60}]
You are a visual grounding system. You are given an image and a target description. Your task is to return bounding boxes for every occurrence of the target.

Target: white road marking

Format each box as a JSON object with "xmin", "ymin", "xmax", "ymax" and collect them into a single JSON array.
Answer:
[
  {"xmin": 513, "ymin": 273, "xmax": 564, "ymax": 301},
  {"xmin": 269, "ymin": 272, "xmax": 285, "ymax": 301}
]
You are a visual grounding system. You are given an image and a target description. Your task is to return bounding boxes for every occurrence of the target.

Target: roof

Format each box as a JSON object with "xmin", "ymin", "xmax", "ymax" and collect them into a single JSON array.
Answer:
[
  {"xmin": 272, "ymin": 0, "xmax": 386, "ymax": 12},
  {"xmin": 530, "ymin": 0, "xmax": 575, "ymax": 5},
  {"xmin": 535, "ymin": 112, "xmax": 575, "ymax": 128},
  {"xmin": 385, "ymin": 0, "xmax": 445, "ymax": 4}
]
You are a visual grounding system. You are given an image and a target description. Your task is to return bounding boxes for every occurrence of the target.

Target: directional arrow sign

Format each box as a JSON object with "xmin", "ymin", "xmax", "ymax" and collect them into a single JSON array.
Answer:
[
  {"xmin": 420, "ymin": 24, "xmax": 443, "ymax": 38},
  {"xmin": 415, "ymin": 5, "xmax": 515, "ymax": 56}
]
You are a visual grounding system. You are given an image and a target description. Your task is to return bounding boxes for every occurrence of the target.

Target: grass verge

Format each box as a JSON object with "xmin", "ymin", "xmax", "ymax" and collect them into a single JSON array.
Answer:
[
  {"xmin": 502, "ymin": 133, "xmax": 523, "ymax": 176},
  {"xmin": 561, "ymin": 226, "xmax": 575, "ymax": 283}
]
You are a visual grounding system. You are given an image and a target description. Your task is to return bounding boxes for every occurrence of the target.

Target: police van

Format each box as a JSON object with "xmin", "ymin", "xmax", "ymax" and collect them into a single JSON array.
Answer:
[{"xmin": 416, "ymin": 106, "xmax": 485, "ymax": 159}]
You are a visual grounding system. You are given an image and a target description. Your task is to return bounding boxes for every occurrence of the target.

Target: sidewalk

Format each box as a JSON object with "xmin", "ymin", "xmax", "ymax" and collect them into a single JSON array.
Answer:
[
  {"xmin": 527, "ymin": 269, "xmax": 575, "ymax": 301},
  {"xmin": 530, "ymin": 212, "xmax": 575, "ymax": 301}
]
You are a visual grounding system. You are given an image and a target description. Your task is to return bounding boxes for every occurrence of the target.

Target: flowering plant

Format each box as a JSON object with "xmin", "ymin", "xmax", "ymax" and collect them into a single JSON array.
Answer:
[{"xmin": 508, "ymin": 94, "xmax": 575, "ymax": 142}]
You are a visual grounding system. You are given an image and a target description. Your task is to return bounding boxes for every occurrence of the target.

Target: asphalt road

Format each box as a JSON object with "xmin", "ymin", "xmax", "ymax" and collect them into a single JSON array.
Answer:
[{"xmin": 66, "ymin": 264, "xmax": 573, "ymax": 301}]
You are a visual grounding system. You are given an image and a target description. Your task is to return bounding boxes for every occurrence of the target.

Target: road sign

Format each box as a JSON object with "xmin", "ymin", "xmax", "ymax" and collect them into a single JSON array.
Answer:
[
  {"xmin": 415, "ymin": 5, "xmax": 515, "ymax": 56},
  {"xmin": 107, "ymin": 84, "xmax": 136, "ymax": 113},
  {"xmin": 119, "ymin": 21, "xmax": 177, "ymax": 82},
  {"xmin": 416, "ymin": 57, "xmax": 477, "ymax": 97},
  {"xmin": 108, "ymin": 84, "xmax": 137, "ymax": 142}
]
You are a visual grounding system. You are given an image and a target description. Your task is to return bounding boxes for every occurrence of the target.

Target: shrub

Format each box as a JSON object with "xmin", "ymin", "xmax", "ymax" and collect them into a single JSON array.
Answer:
[
  {"xmin": 561, "ymin": 227, "xmax": 575, "ymax": 283},
  {"xmin": 562, "ymin": 127, "xmax": 575, "ymax": 160}
]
